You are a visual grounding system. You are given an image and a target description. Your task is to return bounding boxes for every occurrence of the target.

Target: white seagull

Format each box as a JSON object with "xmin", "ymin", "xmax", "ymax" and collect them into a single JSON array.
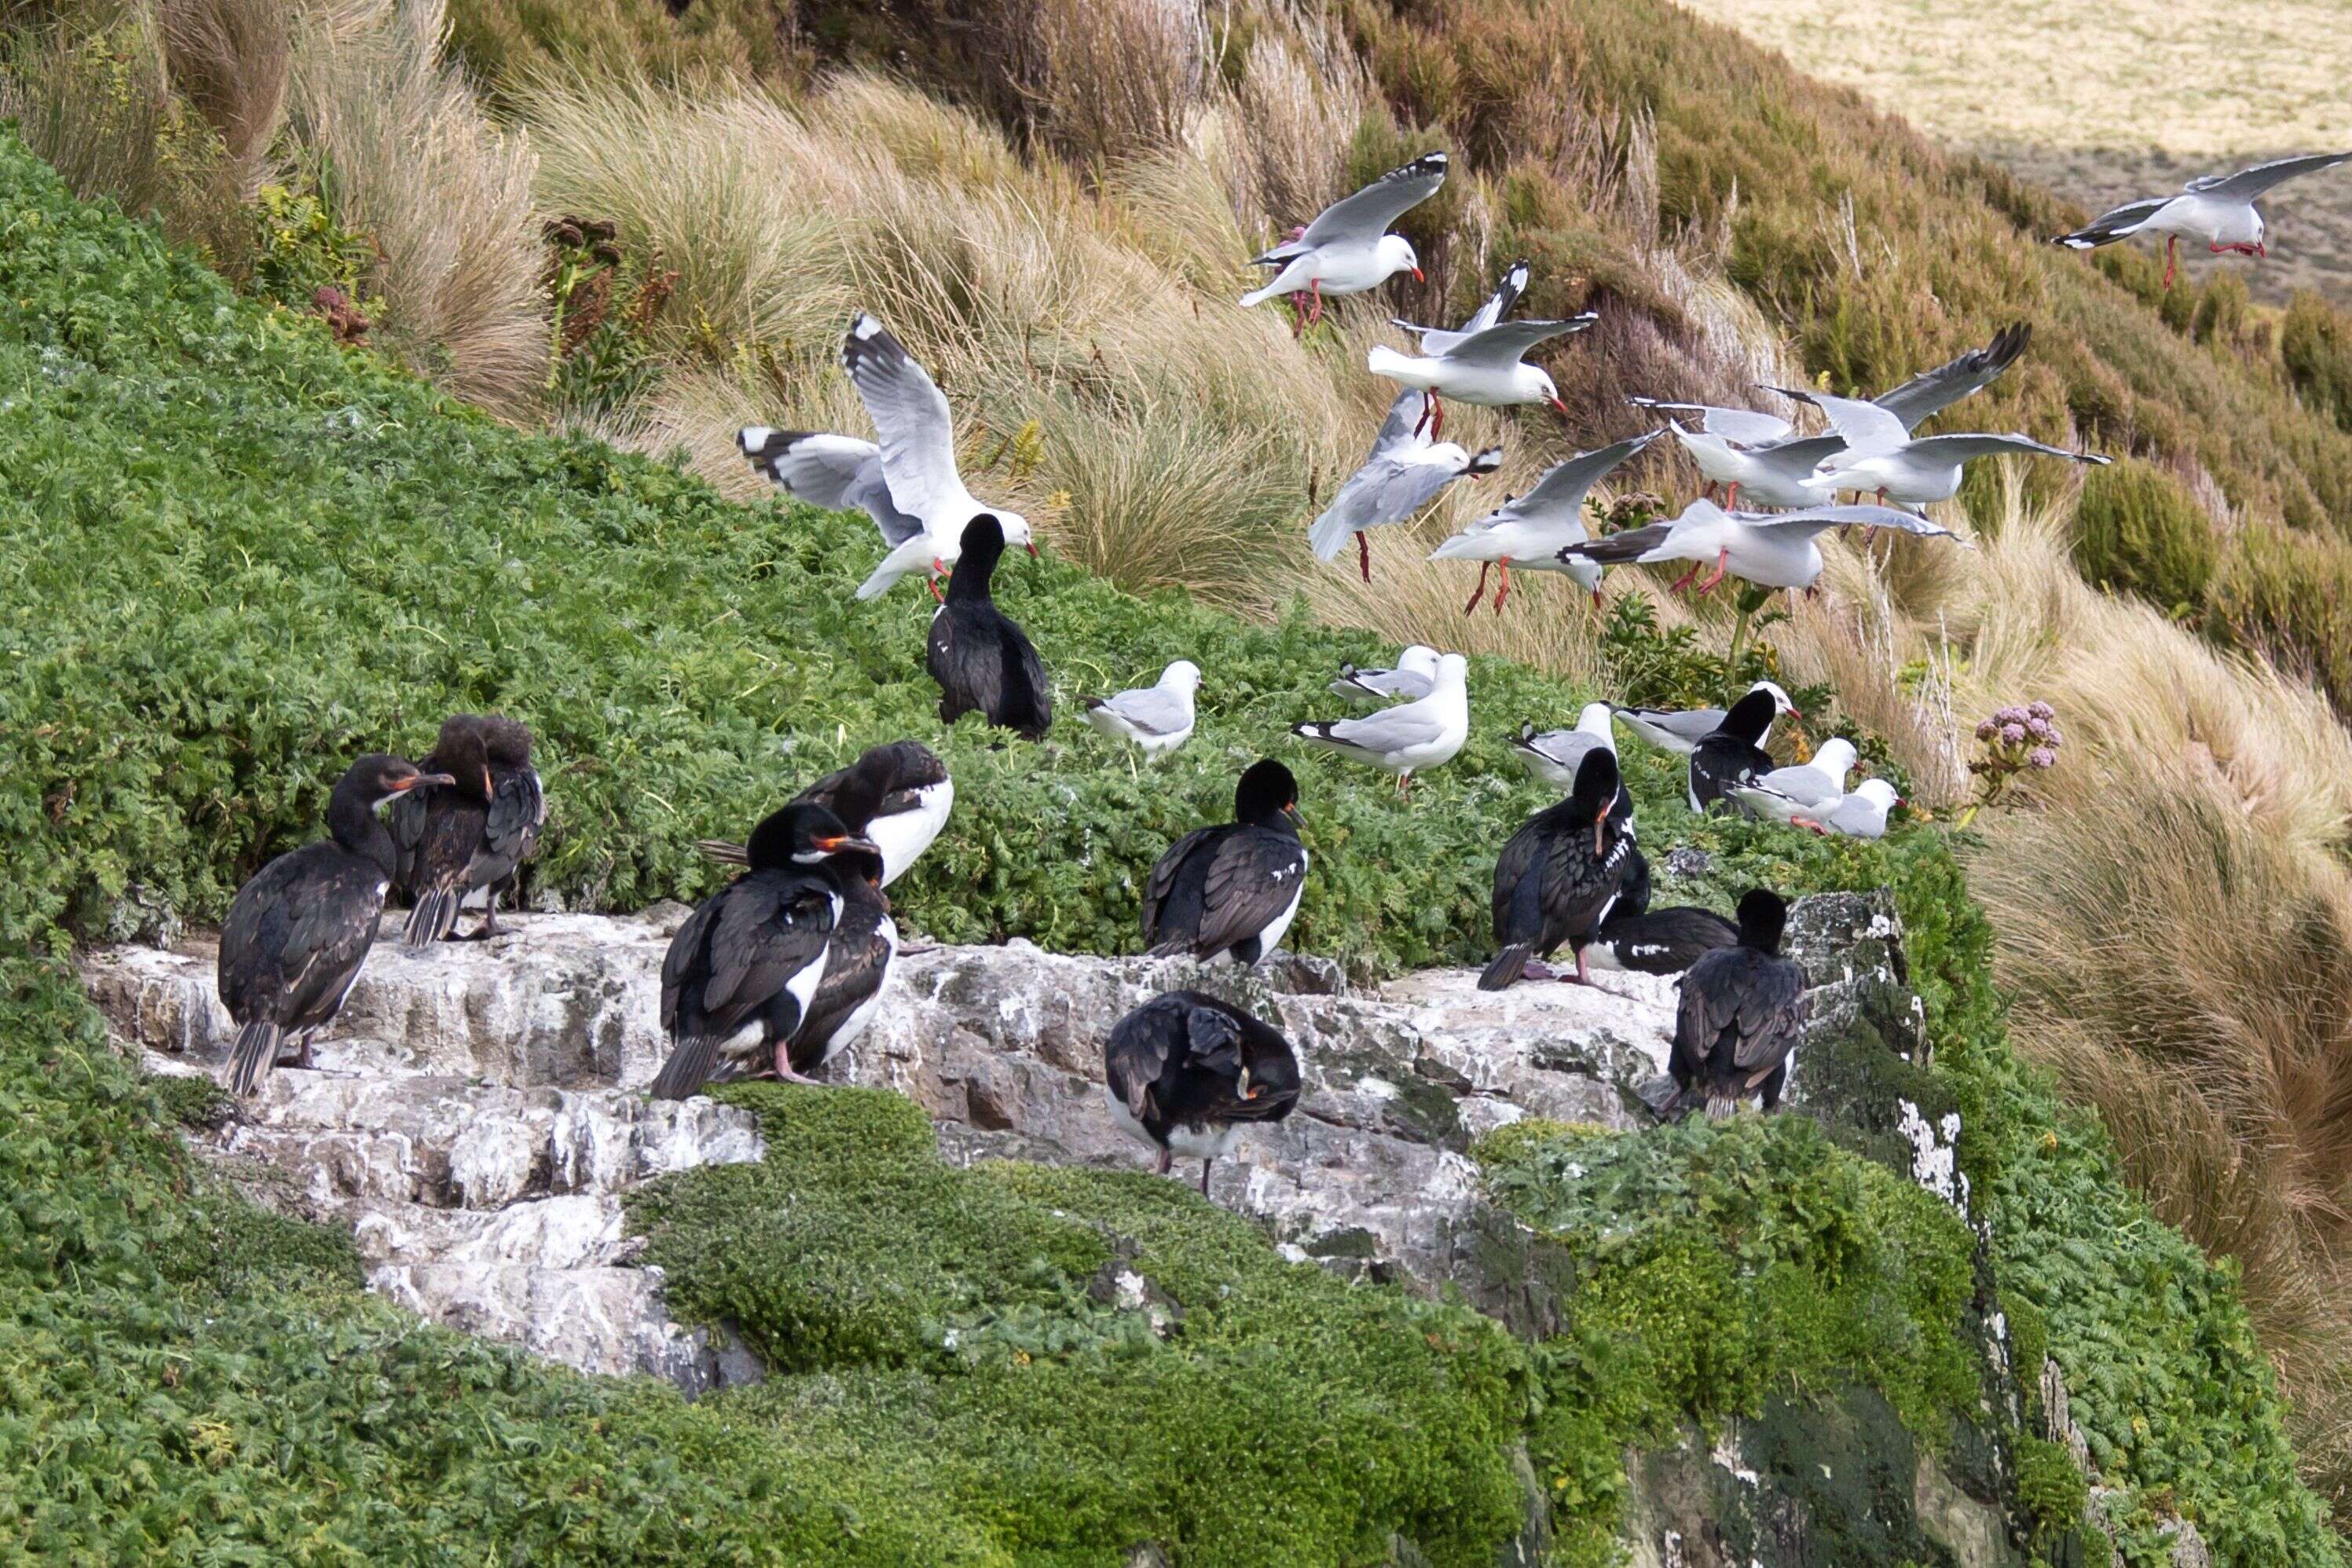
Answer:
[
  {"xmin": 1735, "ymin": 776, "xmax": 1901, "ymax": 838},
  {"xmin": 1775, "ymin": 387, "xmax": 2108, "ymax": 510},
  {"xmin": 1310, "ymin": 390, "xmax": 1503, "ymax": 582},
  {"xmin": 1741, "ymin": 738, "xmax": 1857, "ymax": 813},
  {"xmin": 1242, "ymin": 152, "xmax": 1446, "ymax": 330},
  {"xmin": 1330, "ymin": 644, "xmax": 1440, "ymax": 705},
  {"xmin": 1611, "ymin": 681, "xmax": 1799, "ymax": 757},
  {"xmin": 1633, "ymin": 324, "xmax": 2031, "ymax": 507},
  {"xmin": 836, "ymin": 314, "xmax": 1036, "ymax": 602},
  {"xmin": 1368, "ymin": 255, "xmax": 1595, "ymax": 436},
  {"xmin": 1559, "ymin": 498, "xmax": 1958, "ymax": 595},
  {"xmin": 1291, "ymin": 651, "xmax": 1469, "ymax": 796},
  {"xmin": 2052, "ymin": 152, "xmax": 2352, "ymax": 288},
  {"xmin": 1083, "ymin": 660, "xmax": 1202, "ymax": 769},
  {"xmin": 1428, "ymin": 430, "xmax": 1660, "ymax": 613},
  {"xmin": 1511, "ymin": 702, "xmax": 1617, "ymax": 790}
]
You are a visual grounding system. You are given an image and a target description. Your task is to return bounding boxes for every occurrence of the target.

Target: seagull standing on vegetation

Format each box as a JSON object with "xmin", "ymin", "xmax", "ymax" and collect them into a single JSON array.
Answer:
[
  {"xmin": 1771, "ymin": 387, "xmax": 2109, "ymax": 510},
  {"xmin": 1636, "ymin": 324, "xmax": 2033, "ymax": 507},
  {"xmin": 1731, "ymin": 738, "xmax": 1857, "ymax": 822},
  {"xmin": 1104, "ymin": 991, "xmax": 1302, "ymax": 1195},
  {"xmin": 2051, "ymin": 153, "xmax": 2352, "ymax": 288},
  {"xmin": 1511, "ymin": 702, "xmax": 1621, "ymax": 793},
  {"xmin": 835, "ymin": 314, "xmax": 1037, "ymax": 601},
  {"xmin": 1665, "ymin": 890, "xmax": 1808, "ymax": 1119},
  {"xmin": 1611, "ymin": 681, "xmax": 1800, "ymax": 757},
  {"xmin": 1429, "ymin": 431, "xmax": 1660, "ymax": 612},
  {"xmin": 1330, "ymin": 644, "xmax": 1440, "ymax": 704},
  {"xmin": 1141, "ymin": 760, "xmax": 1309, "ymax": 967},
  {"xmin": 698, "ymin": 740, "xmax": 953, "ymax": 889},
  {"xmin": 1738, "ymin": 776, "xmax": 1903, "ymax": 838},
  {"xmin": 1311, "ymin": 391, "xmax": 1502, "ymax": 583},
  {"xmin": 927, "ymin": 516, "xmax": 1053, "ymax": 739},
  {"xmin": 650, "ymin": 803, "xmax": 877, "ymax": 1099},
  {"xmin": 1291, "ymin": 651, "xmax": 1470, "ymax": 796},
  {"xmin": 1481, "ymin": 749, "xmax": 1634, "ymax": 991},
  {"xmin": 219, "ymin": 755, "xmax": 451, "ymax": 1097},
  {"xmin": 1083, "ymin": 660, "xmax": 1201, "ymax": 770},
  {"xmin": 1559, "ymin": 498, "xmax": 1956, "ymax": 595},
  {"xmin": 1242, "ymin": 152, "xmax": 1447, "ymax": 332}
]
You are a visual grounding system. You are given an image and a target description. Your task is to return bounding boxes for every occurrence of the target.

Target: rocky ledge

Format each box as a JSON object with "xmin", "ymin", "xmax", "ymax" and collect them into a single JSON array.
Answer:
[{"xmin": 83, "ymin": 893, "xmax": 1943, "ymax": 1388}]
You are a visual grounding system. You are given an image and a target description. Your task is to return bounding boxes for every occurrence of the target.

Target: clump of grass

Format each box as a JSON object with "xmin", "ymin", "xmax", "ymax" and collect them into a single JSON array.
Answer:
[
  {"xmin": 157, "ymin": 0, "xmax": 288, "ymax": 195},
  {"xmin": 286, "ymin": 0, "xmax": 547, "ymax": 417}
]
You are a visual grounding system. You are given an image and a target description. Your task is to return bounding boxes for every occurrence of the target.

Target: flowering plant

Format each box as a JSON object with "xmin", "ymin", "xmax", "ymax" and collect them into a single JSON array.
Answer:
[{"xmin": 1963, "ymin": 701, "xmax": 2061, "ymax": 819}]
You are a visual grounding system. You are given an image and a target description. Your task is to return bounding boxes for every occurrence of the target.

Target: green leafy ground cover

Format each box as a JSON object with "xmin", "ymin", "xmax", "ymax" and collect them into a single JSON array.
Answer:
[{"xmin": 0, "ymin": 134, "xmax": 2336, "ymax": 1562}]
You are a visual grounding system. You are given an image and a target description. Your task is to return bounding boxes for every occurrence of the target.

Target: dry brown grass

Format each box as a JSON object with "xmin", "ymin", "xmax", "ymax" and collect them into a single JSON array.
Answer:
[
  {"xmin": 287, "ymin": 0, "xmax": 546, "ymax": 417},
  {"xmin": 158, "ymin": 0, "xmax": 287, "ymax": 193}
]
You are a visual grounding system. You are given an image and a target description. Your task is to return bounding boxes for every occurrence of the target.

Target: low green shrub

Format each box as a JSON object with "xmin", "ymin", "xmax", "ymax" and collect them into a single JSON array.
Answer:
[
  {"xmin": 2284, "ymin": 289, "xmax": 2352, "ymax": 433},
  {"xmin": 2069, "ymin": 460, "xmax": 2218, "ymax": 617},
  {"xmin": 2210, "ymin": 519, "xmax": 2352, "ymax": 713}
]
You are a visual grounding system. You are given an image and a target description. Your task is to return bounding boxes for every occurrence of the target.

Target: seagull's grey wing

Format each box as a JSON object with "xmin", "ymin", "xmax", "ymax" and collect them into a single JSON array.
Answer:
[
  {"xmin": 841, "ymin": 314, "xmax": 963, "ymax": 522},
  {"xmin": 1559, "ymin": 521, "xmax": 1674, "ymax": 565},
  {"xmin": 738, "ymin": 430, "xmax": 924, "ymax": 547},
  {"xmin": 1902, "ymin": 433, "xmax": 2109, "ymax": 466},
  {"xmin": 2051, "ymin": 195, "xmax": 2174, "ymax": 247},
  {"xmin": 1362, "ymin": 387, "xmax": 1432, "ymax": 460},
  {"xmin": 1515, "ymin": 430, "xmax": 1662, "ymax": 518},
  {"xmin": 1460, "ymin": 258, "xmax": 1530, "ymax": 336},
  {"xmin": 1870, "ymin": 323, "xmax": 2031, "ymax": 432},
  {"xmin": 1743, "ymin": 433, "xmax": 1848, "ymax": 476},
  {"xmin": 1444, "ymin": 314, "xmax": 1597, "ymax": 366},
  {"xmin": 1762, "ymin": 387, "xmax": 1907, "ymax": 454},
  {"xmin": 1101, "ymin": 685, "xmax": 1192, "ymax": 737},
  {"xmin": 1615, "ymin": 705, "xmax": 1727, "ymax": 744},
  {"xmin": 1327, "ymin": 698, "xmax": 1445, "ymax": 753},
  {"xmin": 1390, "ymin": 318, "xmax": 1463, "ymax": 355},
  {"xmin": 1311, "ymin": 449, "xmax": 1447, "ymax": 558},
  {"xmin": 1628, "ymin": 398, "xmax": 1792, "ymax": 445},
  {"xmin": 1741, "ymin": 504, "xmax": 1956, "ymax": 539},
  {"xmin": 2189, "ymin": 151, "xmax": 2352, "ymax": 201},
  {"xmin": 1299, "ymin": 152, "xmax": 1449, "ymax": 247}
]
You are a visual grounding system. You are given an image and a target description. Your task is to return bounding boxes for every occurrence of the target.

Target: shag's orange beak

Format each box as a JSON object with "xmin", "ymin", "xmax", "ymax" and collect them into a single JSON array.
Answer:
[
  {"xmin": 1592, "ymin": 809, "xmax": 1608, "ymax": 855},
  {"xmin": 395, "ymin": 771, "xmax": 457, "ymax": 792},
  {"xmin": 1284, "ymin": 802, "xmax": 1302, "ymax": 824},
  {"xmin": 815, "ymin": 833, "xmax": 882, "ymax": 857}
]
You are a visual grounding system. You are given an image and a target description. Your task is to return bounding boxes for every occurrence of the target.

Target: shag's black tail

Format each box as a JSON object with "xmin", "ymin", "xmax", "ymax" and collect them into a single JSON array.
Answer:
[
  {"xmin": 1478, "ymin": 943, "xmax": 1534, "ymax": 992},
  {"xmin": 650, "ymin": 1035, "xmax": 721, "ymax": 1101},
  {"xmin": 404, "ymin": 886, "xmax": 461, "ymax": 948},
  {"xmin": 228, "ymin": 1019, "xmax": 281, "ymax": 1098}
]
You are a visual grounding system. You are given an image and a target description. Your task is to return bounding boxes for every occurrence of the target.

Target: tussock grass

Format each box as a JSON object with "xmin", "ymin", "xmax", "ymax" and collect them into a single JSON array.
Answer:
[
  {"xmin": 158, "ymin": 0, "xmax": 287, "ymax": 193},
  {"xmin": 286, "ymin": 0, "xmax": 545, "ymax": 416}
]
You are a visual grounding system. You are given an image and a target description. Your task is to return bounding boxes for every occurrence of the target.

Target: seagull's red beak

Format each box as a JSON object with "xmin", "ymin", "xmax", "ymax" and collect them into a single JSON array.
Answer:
[
  {"xmin": 1025, "ymin": 541, "xmax": 1039, "ymax": 558},
  {"xmin": 1548, "ymin": 395, "xmax": 1571, "ymax": 420},
  {"xmin": 1411, "ymin": 266, "xmax": 1426, "ymax": 284}
]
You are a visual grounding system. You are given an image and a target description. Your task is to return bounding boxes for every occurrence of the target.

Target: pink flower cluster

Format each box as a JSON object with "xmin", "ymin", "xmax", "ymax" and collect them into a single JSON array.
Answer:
[{"xmin": 1968, "ymin": 699, "xmax": 2062, "ymax": 808}]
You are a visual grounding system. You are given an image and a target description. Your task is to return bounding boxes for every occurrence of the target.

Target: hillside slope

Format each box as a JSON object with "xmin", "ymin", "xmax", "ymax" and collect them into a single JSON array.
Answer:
[{"xmin": 0, "ymin": 134, "xmax": 2340, "ymax": 1561}]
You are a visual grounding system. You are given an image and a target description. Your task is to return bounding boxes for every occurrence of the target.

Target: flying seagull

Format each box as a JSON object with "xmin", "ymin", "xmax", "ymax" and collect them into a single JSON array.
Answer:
[
  {"xmin": 1310, "ymin": 390, "xmax": 1502, "ymax": 583},
  {"xmin": 1243, "ymin": 152, "xmax": 1446, "ymax": 331},
  {"xmin": 2052, "ymin": 153, "xmax": 2352, "ymax": 288},
  {"xmin": 837, "ymin": 314, "xmax": 1037, "ymax": 601},
  {"xmin": 1773, "ymin": 387, "xmax": 2108, "ymax": 509},
  {"xmin": 1559, "ymin": 498, "xmax": 1958, "ymax": 595},
  {"xmin": 1390, "ymin": 258, "xmax": 1529, "ymax": 356},
  {"xmin": 736, "ymin": 427, "xmax": 922, "ymax": 548},
  {"xmin": 1635, "ymin": 324, "xmax": 2031, "ymax": 507},
  {"xmin": 1427, "ymin": 430, "xmax": 1660, "ymax": 613}
]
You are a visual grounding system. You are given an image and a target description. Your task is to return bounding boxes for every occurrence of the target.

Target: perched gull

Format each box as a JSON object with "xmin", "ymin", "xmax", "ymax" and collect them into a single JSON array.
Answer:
[
  {"xmin": 837, "ymin": 314, "xmax": 1036, "ymax": 601},
  {"xmin": 1390, "ymin": 258, "xmax": 1528, "ymax": 355},
  {"xmin": 1330, "ymin": 644, "xmax": 1440, "ymax": 705},
  {"xmin": 1559, "ymin": 498, "xmax": 1957, "ymax": 595},
  {"xmin": 1511, "ymin": 702, "xmax": 1617, "ymax": 791},
  {"xmin": 1310, "ymin": 391, "xmax": 1502, "ymax": 583},
  {"xmin": 1611, "ymin": 681, "xmax": 1799, "ymax": 757},
  {"xmin": 1242, "ymin": 152, "xmax": 1446, "ymax": 330},
  {"xmin": 1635, "ymin": 324, "xmax": 2031, "ymax": 507},
  {"xmin": 1773, "ymin": 390, "xmax": 2108, "ymax": 509},
  {"xmin": 1735, "ymin": 777, "xmax": 1902, "ymax": 838},
  {"xmin": 1738, "ymin": 738, "xmax": 1857, "ymax": 815},
  {"xmin": 736, "ymin": 427, "xmax": 922, "ymax": 547},
  {"xmin": 2051, "ymin": 153, "xmax": 2352, "ymax": 288},
  {"xmin": 1291, "ymin": 651, "xmax": 1470, "ymax": 796},
  {"xmin": 1427, "ymin": 431, "xmax": 1660, "ymax": 613},
  {"xmin": 1083, "ymin": 659, "xmax": 1202, "ymax": 769}
]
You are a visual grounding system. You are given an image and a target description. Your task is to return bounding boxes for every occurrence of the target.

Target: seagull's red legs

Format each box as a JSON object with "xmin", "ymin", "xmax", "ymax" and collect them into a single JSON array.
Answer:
[
  {"xmin": 1493, "ymin": 560, "xmax": 1511, "ymax": 614},
  {"xmin": 1463, "ymin": 561, "xmax": 1491, "ymax": 615},
  {"xmin": 1357, "ymin": 530, "xmax": 1372, "ymax": 584}
]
